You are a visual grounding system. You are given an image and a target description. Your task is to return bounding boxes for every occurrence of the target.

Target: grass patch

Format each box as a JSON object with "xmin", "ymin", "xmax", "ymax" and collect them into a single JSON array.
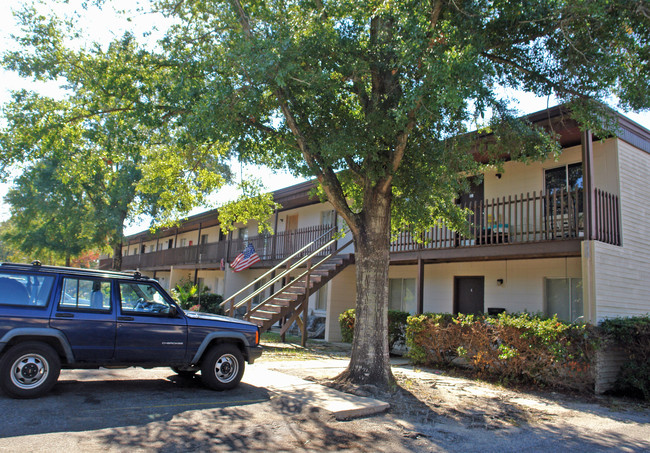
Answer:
[{"xmin": 258, "ymin": 331, "xmax": 351, "ymax": 362}]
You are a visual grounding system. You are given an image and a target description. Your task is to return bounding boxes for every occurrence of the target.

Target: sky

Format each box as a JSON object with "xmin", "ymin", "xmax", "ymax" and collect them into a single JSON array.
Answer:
[{"xmin": 1, "ymin": 0, "xmax": 650, "ymax": 235}]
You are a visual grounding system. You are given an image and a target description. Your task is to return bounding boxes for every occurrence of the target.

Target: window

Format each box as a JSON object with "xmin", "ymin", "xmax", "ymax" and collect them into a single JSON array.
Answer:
[
  {"xmin": 0, "ymin": 273, "xmax": 54, "ymax": 307},
  {"xmin": 148, "ymin": 245, "xmax": 154, "ymax": 253},
  {"xmin": 321, "ymin": 210, "xmax": 335, "ymax": 226},
  {"xmin": 132, "ymin": 248, "xmax": 138, "ymax": 255},
  {"xmin": 119, "ymin": 282, "xmax": 173, "ymax": 315},
  {"xmin": 59, "ymin": 278, "xmax": 111, "ymax": 311},
  {"xmin": 167, "ymin": 239, "xmax": 174, "ymax": 249},
  {"xmin": 545, "ymin": 163, "xmax": 583, "ymax": 194},
  {"xmin": 389, "ymin": 278, "xmax": 416, "ymax": 313},
  {"xmin": 545, "ymin": 278, "xmax": 583, "ymax": 323},
  {"xmin": 238, "ymin": 227, "xmax": 249, "ymax": 241},
  {"xmin": 201, "ymin": 234, "xmax": 208, "ymax": 245},
  {"xmin": 180, "ymin": 238, "xmax": 187, "ymax": 247}
]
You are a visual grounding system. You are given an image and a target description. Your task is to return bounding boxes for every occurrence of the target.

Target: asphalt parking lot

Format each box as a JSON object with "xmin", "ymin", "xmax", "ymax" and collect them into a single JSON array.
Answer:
[{"xmin": 1, "ymin": 363, "xmax": 650, "ymax": 452}]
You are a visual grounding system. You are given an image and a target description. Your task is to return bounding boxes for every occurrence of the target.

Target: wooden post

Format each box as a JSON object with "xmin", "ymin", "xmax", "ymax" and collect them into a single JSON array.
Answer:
[
  {"xmin": 416, "ymin": 257, "xmax": 424, "ymax": 314},
  {"xmin": 582, "ymin": 130, "xmax": 595, "ymax": 240},
  {"xmin": 301, "ymin": 259, "xmax": 312, "ymax": 347}
]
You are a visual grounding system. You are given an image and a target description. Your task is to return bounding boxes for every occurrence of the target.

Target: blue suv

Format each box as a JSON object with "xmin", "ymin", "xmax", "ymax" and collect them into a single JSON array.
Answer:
[{"xmin": 0, "ymin": 262, "xmax": 262, "ymax": 398}]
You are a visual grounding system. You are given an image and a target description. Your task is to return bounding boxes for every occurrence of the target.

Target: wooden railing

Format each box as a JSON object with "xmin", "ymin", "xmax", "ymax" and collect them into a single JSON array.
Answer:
[
  {"xmin": 391, "ymin": 188, "xmax": 620, "ymax": 253},
  {"xmin": 102, "ymin": 188, "xmax": 621, "ymax": 271},
  {"xmin": 112, "ymin": 224, "xmax": 336, "ymax": 270},
  {"xmin": 594, "ymin": 188, "xmax": 621, "ymax": 246}
]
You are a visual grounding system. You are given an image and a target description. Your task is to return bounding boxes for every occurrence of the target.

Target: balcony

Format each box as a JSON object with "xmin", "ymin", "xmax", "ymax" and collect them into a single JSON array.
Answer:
[
  {"xmin": 100, "ymin": 188, "xmax": 621, "ymax": 271},
  {"xmin": 106, "ymin": 225, "xmax": 337, "ymax": 271},
  {"xmin": 390, "ymin": 188, "xmax": 620, "ymax": 262}
]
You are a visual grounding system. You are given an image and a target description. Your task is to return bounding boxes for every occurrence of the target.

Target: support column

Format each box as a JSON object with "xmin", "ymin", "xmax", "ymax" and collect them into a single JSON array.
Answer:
[
  {"xmin": 582, "ymin": 130, "xmax": 596, "ymax": 240},
  {"xmin": 416, "ymin": 257, "xmax": 424, "ymax": 314}
]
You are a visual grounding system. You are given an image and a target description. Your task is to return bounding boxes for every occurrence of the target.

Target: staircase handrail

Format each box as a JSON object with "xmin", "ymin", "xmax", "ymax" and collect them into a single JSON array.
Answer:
[
  {"xmin": 219, "ymin": 226, "xmax": 337, "ymax": 309},
  {"xmin": 246, "ymin": 238, "xmax": 353, "ymax": 320},
  {"xmin": 227, "ymin": 235, "xmax": 350, "ymax": 316}
]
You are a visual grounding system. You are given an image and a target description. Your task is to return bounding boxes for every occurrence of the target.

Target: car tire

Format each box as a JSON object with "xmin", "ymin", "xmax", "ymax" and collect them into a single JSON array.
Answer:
[
  {"xmin": 171, "ymin": 366, "xmax": 198, "ymax": 378},
  {"xmin": 0, "ymin": 342, "xmax": 61, "ymax": 399},
  {"xmin": 200, "ymin": 343, "xmax": 245, "ymax": 391}
]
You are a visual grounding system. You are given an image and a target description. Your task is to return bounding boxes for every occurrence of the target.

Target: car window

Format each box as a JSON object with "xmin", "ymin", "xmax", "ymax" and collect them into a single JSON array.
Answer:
[
  {"xmin": 59, "ymin": 278, "xmax": 111, "ymax": 311},
  {"xmin": 119, "ymin": 282, "xmax": 173, "ymax": 315},
  {"xmin": 0, "ymin": 273, "xmax": 54, "ymax": 307}
]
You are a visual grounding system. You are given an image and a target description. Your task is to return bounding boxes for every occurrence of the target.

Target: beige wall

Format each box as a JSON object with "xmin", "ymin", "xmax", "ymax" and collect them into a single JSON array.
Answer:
[
  {"xmin": 325, "ymin": 266, "xmax": 356, "ymax": 342},
  {"xmin": 390, "ymin": 258, "xmax": 581, "ymax": 315},
  {"xmin": 587, "ymin": 140, "xmax": 650, "ymax": 320},
  {"xmin": 483, "ymin": 138, "xmax": 619, "ymax": 200},
  {"xmin": 276, "ymin": 202, "xmax": 336, "ymax": 233},
  {"xmin": 196, "ymin": 269, "xmax": 225, "ymax": 295}
]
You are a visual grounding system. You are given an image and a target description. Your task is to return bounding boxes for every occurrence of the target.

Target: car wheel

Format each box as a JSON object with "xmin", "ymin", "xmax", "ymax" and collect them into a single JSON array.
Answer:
[
  {"xmin": 201, "ymin": 343, "xmax": 245, "ymax": 391},
  {"xmin": 171, "ymin": 366, "xmax": 198, "ymax": 378},
  {"xmin": 0, "ymin": 342, "xmax": 61, "ymax": 399}
]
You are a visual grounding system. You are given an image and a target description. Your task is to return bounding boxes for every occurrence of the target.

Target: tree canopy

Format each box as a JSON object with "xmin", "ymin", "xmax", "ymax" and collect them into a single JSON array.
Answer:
[{"xmin": 1, "ymin": 8, "xmax": 232, "ymax": 267}]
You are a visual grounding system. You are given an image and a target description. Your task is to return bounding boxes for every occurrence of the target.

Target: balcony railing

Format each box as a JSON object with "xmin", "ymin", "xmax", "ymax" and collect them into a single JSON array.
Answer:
[
  {"xmin": 102, "ymin": 188, "xmax": 621, "ymax": 271},
  {"xmin": 114, "ymin": 224, "xmax": 336, "ymax": 270},
  {"xmin": 391, "ymin": 188, "xmax": 620, "ymax": 253}
]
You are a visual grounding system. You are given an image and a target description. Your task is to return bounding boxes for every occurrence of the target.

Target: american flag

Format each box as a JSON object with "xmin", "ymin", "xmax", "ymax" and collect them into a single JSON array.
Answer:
[{"xmin": 230, "ymin": 243, "xmax": 261, "ymax": 272}]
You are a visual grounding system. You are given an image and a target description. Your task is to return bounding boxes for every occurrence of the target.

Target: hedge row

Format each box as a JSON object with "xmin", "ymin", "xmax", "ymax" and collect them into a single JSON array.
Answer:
[
  {"xmin": 406, "ymin": 312, "xmax": 598, "ymax": 392},
  {"xmin": 340, "ymin": 309, "xmax": 650, "ymax": 398}
]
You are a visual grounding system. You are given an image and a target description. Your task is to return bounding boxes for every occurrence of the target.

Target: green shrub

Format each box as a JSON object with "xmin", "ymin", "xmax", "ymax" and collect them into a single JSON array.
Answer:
[
  {"xmin": 187, "ymin": 293, "xmax": 224, "ymax": 315},
  {"xmin": 338, "ymin": 308, "xmax": 409, "ymax": 351},
  {"xmin": 406, "ymin": 312, "xmax": 598, "ymax": 391},
  {"xmin": 339, "ymin": 309, "xmax": 356, "ymax": 343},
  {"xmin": 600, "ymin": 316, "xmax": 650, "ymax": 400}
]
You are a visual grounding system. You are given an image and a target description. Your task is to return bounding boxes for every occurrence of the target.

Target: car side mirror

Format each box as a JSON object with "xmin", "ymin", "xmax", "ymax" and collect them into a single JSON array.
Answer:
[{"xmin": 168, "ymin": 306, "xmax": 178, "ymax": 318}]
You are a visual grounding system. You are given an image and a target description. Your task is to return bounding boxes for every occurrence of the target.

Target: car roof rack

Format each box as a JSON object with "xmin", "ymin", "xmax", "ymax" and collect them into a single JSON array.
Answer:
[{"xmin": 0, "ymin": 261, "xmax": 149, "ymax": 280}]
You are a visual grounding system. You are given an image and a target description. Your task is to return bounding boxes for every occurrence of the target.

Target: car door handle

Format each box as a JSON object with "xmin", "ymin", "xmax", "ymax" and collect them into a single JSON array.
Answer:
[
  {"xmin": 55, "ymin": 313, "xmax": 74, "ymax": 318},
  {"xmin": 118, "ymin": 316, "xmax": 134, "ymax": 321}
]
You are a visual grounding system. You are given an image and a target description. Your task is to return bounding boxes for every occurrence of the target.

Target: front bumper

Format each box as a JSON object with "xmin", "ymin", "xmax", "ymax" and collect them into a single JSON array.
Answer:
[{"xmin": 245, "ymin": 344, "xmax": 263, "ymax": 364}]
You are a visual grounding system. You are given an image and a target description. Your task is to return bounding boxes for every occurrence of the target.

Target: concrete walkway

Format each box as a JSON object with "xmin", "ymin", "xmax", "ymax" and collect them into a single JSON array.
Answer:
[{"xmin": 243, "ymin": 359, "xmax": 390, "ymax": 420}]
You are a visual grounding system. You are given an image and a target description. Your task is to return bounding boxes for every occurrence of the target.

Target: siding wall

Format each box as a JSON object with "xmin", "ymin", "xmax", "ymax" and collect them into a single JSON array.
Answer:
[{"xmin": 591, "ymin": 139, "xmax": 650, "ymax": 320}]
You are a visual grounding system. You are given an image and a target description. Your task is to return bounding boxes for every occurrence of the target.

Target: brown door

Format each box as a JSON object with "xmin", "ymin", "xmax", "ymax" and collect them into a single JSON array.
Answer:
[
  {"xmin": 284, "ymin": 214, "xmax": 299, "ymax": 257},
  {"xmin": 454, "ymin": 276, "xmax": 484, "ymax": 315},
  {"xmin": 286, "ymin": 215, "xmax": 299, "ymax": 231}
]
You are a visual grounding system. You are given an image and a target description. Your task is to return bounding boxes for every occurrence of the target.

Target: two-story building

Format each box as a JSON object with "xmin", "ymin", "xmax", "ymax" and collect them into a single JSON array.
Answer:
[{"xmin": 101, "ymin": 105, "xmax": 650, "ymax": 346}]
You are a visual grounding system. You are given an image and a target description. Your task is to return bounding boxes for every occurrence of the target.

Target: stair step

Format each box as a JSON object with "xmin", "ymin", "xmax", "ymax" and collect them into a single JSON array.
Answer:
[
  {"xmin": 249, "ymin": 316, "xmax": 270, "ymax": 323},
  {"xmin": 256, "ymin": 305, "xmax": 283, "ymax": 313},
  {"xmin": 266, "ymin": 300, "xmax": 292, "ymax": 307}
]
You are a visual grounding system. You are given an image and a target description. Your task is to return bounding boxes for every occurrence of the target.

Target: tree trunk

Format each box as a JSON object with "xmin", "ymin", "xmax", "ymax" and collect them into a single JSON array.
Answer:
[
  {"xmin": 65, "ymin": 253, "xmax": 71, "ymax": 267},
  {"xmin": 337, "ymin": 188, "xmax": 394, "ymax": 388}
]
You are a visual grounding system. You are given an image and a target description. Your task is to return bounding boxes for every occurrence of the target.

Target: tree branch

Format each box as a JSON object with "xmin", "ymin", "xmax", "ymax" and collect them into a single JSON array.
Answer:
[
  {"xmin": 377, "ymin": 101, "xmax": 420, "ymax": 194},
  {"xmin": 229, "ymin": 0, "xmax": 252, "ymax": 38},
  {"xmin": 480, "ymin": 51, "xmax": 586, "ymax": 99}
]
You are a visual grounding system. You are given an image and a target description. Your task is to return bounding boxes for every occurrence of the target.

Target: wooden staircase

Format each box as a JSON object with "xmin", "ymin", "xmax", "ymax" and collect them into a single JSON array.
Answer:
[
  {"xmin": 247, "ymin": 254, "xmax": 354, "ymax": 333},
  {"xmin": 220, "ymin": 229, "xmax": 353, "ymax": 345}
]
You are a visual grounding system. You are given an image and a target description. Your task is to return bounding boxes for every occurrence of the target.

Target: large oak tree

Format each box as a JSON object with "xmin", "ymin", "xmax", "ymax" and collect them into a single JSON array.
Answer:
[{"xmin": 151, "ymin": 0, "xmax": 649, "ymax": 386}]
